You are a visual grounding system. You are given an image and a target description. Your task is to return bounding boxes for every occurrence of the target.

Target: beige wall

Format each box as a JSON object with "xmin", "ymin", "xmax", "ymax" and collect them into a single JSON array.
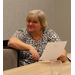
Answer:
[
  {"xmin": 3, "ymin": 0, "xmax": 54, "ymax": 39},
  {"xmin": 53, "ymin": 0, "xmax": 71, "ymax": 53},
  {"xmin": 3, "ymin": 0, "xmax": 71, "ymax": 53}
]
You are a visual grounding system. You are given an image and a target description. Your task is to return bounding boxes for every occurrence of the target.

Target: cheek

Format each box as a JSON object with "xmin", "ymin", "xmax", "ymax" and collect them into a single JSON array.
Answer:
[{"xmin": 26, "ymin": 22, "xmax": 29, "ymax": 27}]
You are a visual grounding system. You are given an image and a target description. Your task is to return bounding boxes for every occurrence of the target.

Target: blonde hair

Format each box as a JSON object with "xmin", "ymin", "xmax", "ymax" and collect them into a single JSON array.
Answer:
[{"xmin": 26, "ymin": 10, "xmax": 48, "ymax": 31}]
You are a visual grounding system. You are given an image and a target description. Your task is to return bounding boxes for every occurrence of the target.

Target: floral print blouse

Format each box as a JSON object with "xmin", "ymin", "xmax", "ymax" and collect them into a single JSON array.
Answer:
[{"xmin": 12, "ymin": 28, "xmax": 61, "ymax": 66}]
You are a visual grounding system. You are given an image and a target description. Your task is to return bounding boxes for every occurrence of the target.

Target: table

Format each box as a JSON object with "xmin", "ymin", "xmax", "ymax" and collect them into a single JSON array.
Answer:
[{"xmin": 3, "ymin": 53, "xmax": 71, "ymax": 75}]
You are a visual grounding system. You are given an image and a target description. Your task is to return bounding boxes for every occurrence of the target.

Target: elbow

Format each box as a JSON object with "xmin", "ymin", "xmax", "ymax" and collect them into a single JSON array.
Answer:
[{"xmin": 7, "ymin": 37, "xmax": 15, "ymax": 47}]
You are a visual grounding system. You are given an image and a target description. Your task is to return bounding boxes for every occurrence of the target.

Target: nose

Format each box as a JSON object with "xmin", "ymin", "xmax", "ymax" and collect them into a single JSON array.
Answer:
[{"xmin": 29, "ymin": 22, "xmax": 33, "ymax": 25}]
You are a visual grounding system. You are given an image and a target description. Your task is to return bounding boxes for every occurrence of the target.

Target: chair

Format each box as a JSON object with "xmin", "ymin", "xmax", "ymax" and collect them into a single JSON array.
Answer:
[{"xmin": 3, "ymin": 40, "xmax": 19, "ymax": 71}]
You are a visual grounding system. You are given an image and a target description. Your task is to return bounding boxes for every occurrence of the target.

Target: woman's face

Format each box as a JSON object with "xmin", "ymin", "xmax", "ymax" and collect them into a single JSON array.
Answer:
[{"xmin": 26, "ymin": 17, "xmax": 42, "ymax": 33}]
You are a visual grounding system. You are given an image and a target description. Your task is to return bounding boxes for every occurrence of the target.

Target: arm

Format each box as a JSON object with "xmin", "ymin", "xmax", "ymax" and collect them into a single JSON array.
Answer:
[
  {"xmin": 8, "ymin": 37, "xmax": 40, "ymax": 61},
  {"xmin": 62, "ymin": 49, "xmax": 67, "ymax": 57},
  {"xmin": 8, "ymin": 37, "xmax": 31, "ymax": 51}
]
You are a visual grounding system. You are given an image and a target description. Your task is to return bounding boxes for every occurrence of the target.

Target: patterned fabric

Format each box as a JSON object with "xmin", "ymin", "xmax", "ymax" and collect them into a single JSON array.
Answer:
[{"xmin": 12, "ymin": 28, "xmax": 61, "ymax": 66}]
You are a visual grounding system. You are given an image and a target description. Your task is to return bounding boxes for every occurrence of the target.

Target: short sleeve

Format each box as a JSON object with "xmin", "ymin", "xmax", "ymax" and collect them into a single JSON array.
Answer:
[
  {"xmin": 47, "ymin": 29, "xmax": 61, "ymax": 42},
  {"xmin": 12, "ymin": 28, "xmax": 26, "ymax": 41}
]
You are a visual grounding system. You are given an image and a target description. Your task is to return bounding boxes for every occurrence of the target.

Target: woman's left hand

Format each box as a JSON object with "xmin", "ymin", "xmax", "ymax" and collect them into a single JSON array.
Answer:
[{"xmin": 57, "ymin": 54, "xmax": 66, "ymax": 62}]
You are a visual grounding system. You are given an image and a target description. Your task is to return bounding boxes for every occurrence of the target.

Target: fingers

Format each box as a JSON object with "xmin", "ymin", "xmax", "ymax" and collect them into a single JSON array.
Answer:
[
  {"xmin": 57, "ymin": 55, "xmax": 66, "ymax": 62},
  {"xmin": 29, "ymin": 46, "xmax": 40, "ymax": 61},
  {"xmin": 32, "ymin": 54, "xmax": 40, "ymax": 61}
]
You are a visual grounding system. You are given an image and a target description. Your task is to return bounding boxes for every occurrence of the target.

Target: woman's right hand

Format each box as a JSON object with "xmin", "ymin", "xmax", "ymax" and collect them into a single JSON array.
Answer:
[{"xmin": 29, "ymin": 46, "xmax": 40, "ymax": 61}]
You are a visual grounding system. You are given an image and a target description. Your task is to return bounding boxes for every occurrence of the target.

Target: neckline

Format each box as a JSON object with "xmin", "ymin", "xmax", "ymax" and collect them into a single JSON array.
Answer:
[{"xmin": 26, "ymin": 29, "xmax": 46, "ymax": 44}]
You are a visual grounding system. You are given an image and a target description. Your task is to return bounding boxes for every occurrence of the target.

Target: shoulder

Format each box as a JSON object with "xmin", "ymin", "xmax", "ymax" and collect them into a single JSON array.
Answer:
[
  {"xmin": 15, "ymin": 28, "xmax": 28, "ymax": 35},
  {"xmin": 12, "ymin": 28, "xmax": 27, "ymax": 37},
  {"xmin": 17, "ymin": 28, "xmax": 27, "ymax": 32},
  {"xmin": 44, "ymin": 29, "xmax": 61, "ymax": 42},
  {"xmin": 43, "ymin": 29, "xmax": 55, "ymax": 34}
]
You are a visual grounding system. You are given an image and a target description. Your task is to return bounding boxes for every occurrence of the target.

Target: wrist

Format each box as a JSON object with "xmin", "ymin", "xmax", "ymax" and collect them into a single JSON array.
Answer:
[{"xmin": 28, "ymin": 45, "xmax": 33, "ymax": 51}]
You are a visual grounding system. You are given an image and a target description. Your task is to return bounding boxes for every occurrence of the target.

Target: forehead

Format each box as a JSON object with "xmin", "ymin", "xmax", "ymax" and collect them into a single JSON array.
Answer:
[{"xmin": 28, "ymin": 17, "xmax": 39, "ymax": 21}]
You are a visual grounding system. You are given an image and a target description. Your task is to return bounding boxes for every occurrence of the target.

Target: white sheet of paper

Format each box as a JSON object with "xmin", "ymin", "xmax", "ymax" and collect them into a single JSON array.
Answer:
[{"xmin": 39, "ymin": 41, "xmax": 67, "ymax": 60}]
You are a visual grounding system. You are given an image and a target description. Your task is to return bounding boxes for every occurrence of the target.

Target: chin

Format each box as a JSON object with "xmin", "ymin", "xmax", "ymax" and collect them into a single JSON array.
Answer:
[{"xmin": 28, "ymin": 29, "xmax": 35, "ymax": 33}]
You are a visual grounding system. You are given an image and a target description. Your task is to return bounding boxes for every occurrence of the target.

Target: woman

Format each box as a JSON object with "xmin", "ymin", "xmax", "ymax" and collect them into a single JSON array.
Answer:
[{"xmin": 8, "ymin": 10, "xmax": 67, "ymax": 66}]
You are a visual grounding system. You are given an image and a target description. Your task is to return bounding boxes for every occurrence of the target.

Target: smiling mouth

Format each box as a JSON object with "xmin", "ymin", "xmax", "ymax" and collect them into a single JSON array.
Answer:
[{"xmin": 29, "ymin": 27, "xmax": 34, "ymax": 28}]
